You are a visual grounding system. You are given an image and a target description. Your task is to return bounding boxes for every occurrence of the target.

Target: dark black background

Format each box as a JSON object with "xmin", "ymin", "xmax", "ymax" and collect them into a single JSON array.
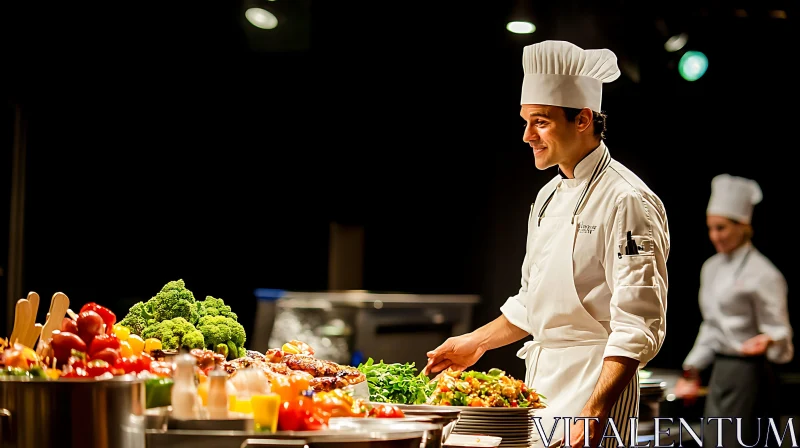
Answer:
[{"xmin": 2, "ymin": 0, "xmax": 798, "ymax": 380}]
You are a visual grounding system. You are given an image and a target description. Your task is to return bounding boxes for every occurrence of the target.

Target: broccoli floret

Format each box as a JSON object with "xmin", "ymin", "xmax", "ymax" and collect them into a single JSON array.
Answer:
[
  {"xmin": 196, "ymin": 315, "xmax": 246, "ymax": 360},
  {"xmin": 227, "ymin": 341, "xmax": 238, "ymax": 360},
  {"xmin": 215, "ymin": 343, "xmax": 229, "ymax": 358},
  {"xmin": 238, "ymin": 346, "xmax": 247, "ymax": 359},
  {"xmin": 142, "ymin": 317, "xmax": 204, "ymax": 350},
  {"xmin": 196, "ymin": 315, "xmax": 232, "ymax": 347},
  {"xmin": 119, "ymin": 301, "xmax": 155, "ymax": 336},
  {"xmin": 182, "ymin": 329, "xmax": 205, "ymax": 350},
  {"xmin": 150, "ymin": 280, "xmax": 199, "ymax": 324},
  {"xmin": 196, "ymin": 296, "xmax": 238, "ymax": 320}
]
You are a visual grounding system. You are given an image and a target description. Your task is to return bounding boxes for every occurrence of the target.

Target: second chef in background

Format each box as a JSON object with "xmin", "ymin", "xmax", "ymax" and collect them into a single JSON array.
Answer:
[
  {"xmin": 425, "ymin": 40, "xmax": 670, "ymax": 448},
  {"xmin": 677, "ymin": 174, "xmax": 792, "ymax": 448}
]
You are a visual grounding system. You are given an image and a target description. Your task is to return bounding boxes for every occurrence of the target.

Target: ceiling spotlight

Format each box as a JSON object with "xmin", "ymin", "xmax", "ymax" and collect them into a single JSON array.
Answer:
[
  {"xmin": 506, "ymin": 21, "xmax": 536, "ymax": 34},
  {"xmin": 664, "ymin": 33, "xmax": 688, "ymax": 52},
  {"xmin": 245, "ymin": 7, "xmax": 278, "ymax": 30},
  {"xmin": 769, "ymin": 10, "xmax": 787, "ymax": 19},
  {"xmin": 679, "ymin": 51, "xmax": 708, "ymax": 82}
]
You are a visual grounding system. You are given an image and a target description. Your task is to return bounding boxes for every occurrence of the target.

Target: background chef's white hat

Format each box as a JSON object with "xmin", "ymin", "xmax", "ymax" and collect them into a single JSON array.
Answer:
[
  {"xmin": 707, "ymin": 174, "xmax": 763, "ymax": 224},
  {"xmin": 521, "ymin": 40, "xmax": 621, "ymax": 112}
]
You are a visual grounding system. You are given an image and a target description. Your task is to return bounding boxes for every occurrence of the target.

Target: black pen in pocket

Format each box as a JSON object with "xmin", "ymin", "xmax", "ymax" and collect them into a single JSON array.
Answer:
[{"xmin": 625, "ymin": 231, "xmax": 639, "ymax": 256}]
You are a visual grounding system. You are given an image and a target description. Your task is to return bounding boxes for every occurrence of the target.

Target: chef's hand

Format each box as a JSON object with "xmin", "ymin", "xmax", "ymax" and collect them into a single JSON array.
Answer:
[
  {"xmin": 674, "ymin": 377, "xmax": 700, "ymax": 406},
  {"xmin": 424, "ymin": 333, "xmax": 485, "ymax": 375},
  {"xmin": 569, "ymin": 415, "xmax": 605, "ymax": 448},
  {"xmin": 740, "ymin": 333, "xmax": 772, "ymax": 356}
]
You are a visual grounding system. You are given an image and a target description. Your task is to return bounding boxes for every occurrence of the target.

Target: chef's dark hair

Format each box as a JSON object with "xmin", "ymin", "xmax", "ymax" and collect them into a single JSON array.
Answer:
[{"xmin": 563, "ymin": 107, "xmax": 608, "ymax": 140}]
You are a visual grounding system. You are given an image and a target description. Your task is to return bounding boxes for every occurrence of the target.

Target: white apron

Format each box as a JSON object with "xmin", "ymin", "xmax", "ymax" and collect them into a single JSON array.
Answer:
[{"xmin": 517, "ymin": 184, "xmax": 640, "ymax": 448}]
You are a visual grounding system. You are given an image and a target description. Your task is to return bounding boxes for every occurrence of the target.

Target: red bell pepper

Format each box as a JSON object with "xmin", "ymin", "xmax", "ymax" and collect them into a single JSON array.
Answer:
[
  {"xmin": 80, "ymin": 302, "xmax": 117, "ymax": 334},
  {"xmin": 278, "ymin": 396, "xmax": 329, "ymax": 431},
  {"xmin": 89, "ymin": 333, "xmax": 121, "ymax": 357}
]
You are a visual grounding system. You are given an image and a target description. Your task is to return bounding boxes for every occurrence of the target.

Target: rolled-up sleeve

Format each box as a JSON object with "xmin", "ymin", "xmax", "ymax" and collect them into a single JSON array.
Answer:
[
  {"xmin": 500, "ymin": 205, "xmax": 535, "ymax": 334},
  {"xmin": 602, "ymin": 191, "xmax": 670, "ymax": 367},
  {"xmin": 754, "ymin": 272, "xmax": 794, "ymax": 364}
]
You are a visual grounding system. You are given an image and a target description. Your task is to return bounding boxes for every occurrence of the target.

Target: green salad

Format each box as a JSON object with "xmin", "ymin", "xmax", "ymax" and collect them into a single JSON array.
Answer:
[{"xmin": 357, "ymin": 357, "xmax": 435, "ymax": 405}]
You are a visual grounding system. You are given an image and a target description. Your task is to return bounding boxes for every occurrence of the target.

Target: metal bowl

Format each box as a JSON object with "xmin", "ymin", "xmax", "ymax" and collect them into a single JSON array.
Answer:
[
  {"xmin": 0, "ymin": 375, "xmax": 146, "ymax": 448},
  {"xmin": 146, "ymin": 425, "xmax": 431, "ymax": 448}
]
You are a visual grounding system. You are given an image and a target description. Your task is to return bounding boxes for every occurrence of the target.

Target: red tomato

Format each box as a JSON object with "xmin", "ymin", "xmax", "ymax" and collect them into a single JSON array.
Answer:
[
  {"xmin": 370, "ymin": 404, "xmax": 405, "ymax": 418},
  {"xmin": 114, "ymin": 357, "xmax": 137, "ymax": 374},
  {"xmin": 51, "ymin": 331, "xmax": 88, "ymax": 366},
  {"xmin": 85, "ymin": 359, "xmax": 112, "ymax": 377},
  {"xmin": 68, "ymin": 354, "xmax": 87, "ymax": 370},
  {"xmin": 61, "ymin": 318, "xmax": 79, "ymax": 334},
  {"xmin": 89, "ymin": 334, "xmax": 121, "ymax": 356},
  {"xmin": 62, "ymin": 366, "xmax": 88, "ymax": 378},
  {"xmin": 76, "ymin": 311, "xmax": 104, "ymax": 347},
  {"xmin": 92, "ymin": 348, "xmax": 121, "ymax": 365},
  {"xmin": 136, "ymin": 353, "xmax": 153, "ymax": 373}
]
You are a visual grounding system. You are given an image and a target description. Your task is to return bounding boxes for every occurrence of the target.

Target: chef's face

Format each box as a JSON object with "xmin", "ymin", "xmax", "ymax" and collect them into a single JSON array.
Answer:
[
  {"xmin": 707, "ymin": 215, "xmax": 750, "ymax": 254},
  {"xmin": 520, "ymin": 105, "xmax": 587, "ymax": 171}
]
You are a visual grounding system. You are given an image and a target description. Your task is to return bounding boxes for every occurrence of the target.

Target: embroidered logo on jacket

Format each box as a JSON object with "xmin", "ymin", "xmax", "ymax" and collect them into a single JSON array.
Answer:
[{"xmin": 578, "ymin": 222, "xmax": 598, "ymax": 234}]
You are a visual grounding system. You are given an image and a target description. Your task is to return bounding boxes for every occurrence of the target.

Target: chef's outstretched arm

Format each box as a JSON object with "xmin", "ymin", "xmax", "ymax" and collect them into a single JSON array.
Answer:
[{"xmin": 425, "ymin": 315, "xmax": 529, "ymax": 375}]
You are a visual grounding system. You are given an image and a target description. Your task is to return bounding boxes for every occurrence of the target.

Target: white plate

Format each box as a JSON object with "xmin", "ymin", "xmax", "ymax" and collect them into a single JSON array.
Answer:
[{"xmin": 444, "ymin": 433, "xmax": 503, "ymax": 447}]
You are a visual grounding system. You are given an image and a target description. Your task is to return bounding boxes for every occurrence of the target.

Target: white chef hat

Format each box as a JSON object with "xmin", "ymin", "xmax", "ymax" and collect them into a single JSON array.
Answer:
[
  {"xmin": 707, "ymin": 174, "xmax": 763, "ymax": 224},
  {"xmin": 521, "ymin": 40, "xmax": 621, "ymax": 112}
]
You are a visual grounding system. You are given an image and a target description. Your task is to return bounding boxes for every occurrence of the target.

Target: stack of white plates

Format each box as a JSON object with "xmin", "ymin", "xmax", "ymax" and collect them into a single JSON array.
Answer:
[{"xmin": 450, "ymin": 406, "xmax": 538, "ymax": 448}]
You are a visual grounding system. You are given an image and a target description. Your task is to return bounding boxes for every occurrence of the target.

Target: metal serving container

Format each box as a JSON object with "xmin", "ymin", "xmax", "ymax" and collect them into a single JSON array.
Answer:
[
  {"xmin": 329, "ymin": 417, "xmax": 447, "ymax": 448},
  {"xmin": 145, "ymin": 426, "xmax": 433, "ymax": 448},
  {"xmin": 372, "ymin": 404, "xmax": 462, "ymax": 447},
  {"xmin": 0, "ymin": 375, "xmax": 146, "ymax": 448}
]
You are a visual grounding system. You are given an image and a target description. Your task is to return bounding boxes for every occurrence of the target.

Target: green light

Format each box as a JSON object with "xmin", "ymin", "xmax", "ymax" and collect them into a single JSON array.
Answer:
[{"xmin": 678, "ymin": 51, "xmax": 708, "ymax": 81}]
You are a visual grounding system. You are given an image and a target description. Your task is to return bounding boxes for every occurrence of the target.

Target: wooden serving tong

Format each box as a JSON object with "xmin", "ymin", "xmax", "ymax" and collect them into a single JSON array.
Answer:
[{"xmin": 35, "ymin": 292, "xmax": 70, "ymax": 355}]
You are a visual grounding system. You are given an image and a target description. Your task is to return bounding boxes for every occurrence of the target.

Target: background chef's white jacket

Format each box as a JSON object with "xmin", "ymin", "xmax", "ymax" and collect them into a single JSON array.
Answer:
[
  {"xmin": 683, "ymin": 243, "xmax": 793, "ymax": 370},
  {"xmin": 501, "ymin": 142, "xmax": 670, "ymax": 367}
]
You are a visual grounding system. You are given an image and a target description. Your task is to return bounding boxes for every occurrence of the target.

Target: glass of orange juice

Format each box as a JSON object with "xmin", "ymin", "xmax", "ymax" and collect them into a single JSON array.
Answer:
[
  {"xmin": 228, "ymin": 394, "xmax": 238, "ymax": 412},
  {"xmin": 251, "ymin": 393, "xmax": 281, "ymax": 433},
  {"xmin": 233, "ymin": 396, "xmax": 253, "ymax": 414}
]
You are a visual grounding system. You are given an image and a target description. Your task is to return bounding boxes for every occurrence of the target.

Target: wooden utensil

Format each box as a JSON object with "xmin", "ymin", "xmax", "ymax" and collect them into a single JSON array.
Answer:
[
  {"xmin": 37, "ymin": 292, "xmax": 69, "ymax": 354},
  {"xmin": 24, "ymin": 292, "xmax": 41, "ymax": 347},
  {"xmin": 9, "ymin": 299, "xmax": 32, "ymax": 346}
]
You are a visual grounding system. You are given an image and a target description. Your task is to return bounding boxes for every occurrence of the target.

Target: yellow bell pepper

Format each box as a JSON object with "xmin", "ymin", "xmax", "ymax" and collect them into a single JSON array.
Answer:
[
  {"xmin": 144, "ymin": 338, "xmax": 162, "ymax": 353},
  {"xmin": 119, "ymin": 340, "xmax": 133, "ymax": 358},
  {"xmin": 282, "ymin": 342, "xmax": 301, "ymax": 354},
  {"xmin": 127, "ymin": 334, "xmax": 145, "ymax": 354},
  {"xmin": 112, "ymin": 324, "xmax": 130, "ymax": 341}
]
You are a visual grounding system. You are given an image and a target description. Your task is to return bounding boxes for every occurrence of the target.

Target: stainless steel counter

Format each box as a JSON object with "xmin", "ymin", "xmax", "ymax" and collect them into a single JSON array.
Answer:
[{"xmin": 263, "ymin": 291, "xmax": 479, "ymax": 368}]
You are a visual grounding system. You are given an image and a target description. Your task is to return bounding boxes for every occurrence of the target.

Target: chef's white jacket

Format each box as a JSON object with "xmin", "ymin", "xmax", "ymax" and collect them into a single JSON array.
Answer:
[
  {"xmin": 683, "ymin": 243, "xmax": 793, "ymax": 370},
  {"xmin": 501, "ymin": 142, "xmax": 670, "ymax": 367}
]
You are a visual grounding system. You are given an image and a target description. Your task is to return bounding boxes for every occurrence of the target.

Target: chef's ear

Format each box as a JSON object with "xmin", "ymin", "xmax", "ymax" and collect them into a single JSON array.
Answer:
[{"xmin": 575, "ymin": 108, "xmax": 593, "ymax": 133}]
